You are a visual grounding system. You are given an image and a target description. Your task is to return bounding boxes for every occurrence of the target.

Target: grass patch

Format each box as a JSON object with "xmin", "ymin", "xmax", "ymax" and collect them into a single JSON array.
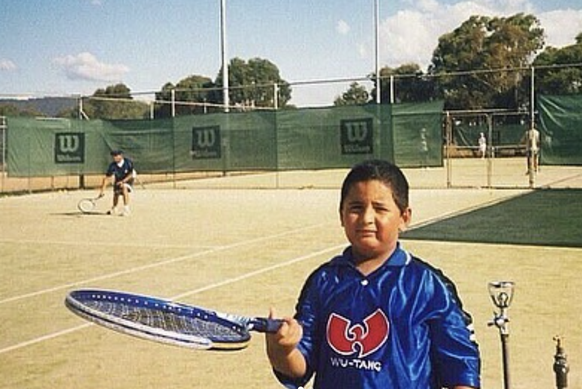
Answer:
[{"xmin": 403, "ymin": 189, "xmax": 582, "ymax": 247}]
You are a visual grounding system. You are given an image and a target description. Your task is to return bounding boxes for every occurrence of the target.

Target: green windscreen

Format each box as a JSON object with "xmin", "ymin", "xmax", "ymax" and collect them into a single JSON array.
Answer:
[
  {"xmin": 6, "ymin": 101, "xmax": 444, "ymax": 177},
  {"xmin": 538, "ymin": 94, "xmax": 582, "ymax": 165}
]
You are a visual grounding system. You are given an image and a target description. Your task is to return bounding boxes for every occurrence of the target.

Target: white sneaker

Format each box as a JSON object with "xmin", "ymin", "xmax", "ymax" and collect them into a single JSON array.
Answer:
[{"xmin": 120, "ymin": 207, "xmax": 131, "ymax": 217}]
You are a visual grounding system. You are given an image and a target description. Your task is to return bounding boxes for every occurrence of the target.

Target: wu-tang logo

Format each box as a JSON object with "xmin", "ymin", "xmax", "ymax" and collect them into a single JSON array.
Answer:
[
  {"xmin": 55, "ymin": 133, "xmax": 85, "ymax": 164},
  {"xmin": 327, "ymin": 309, "xmax": 389, "ymax": 358},
  {"xmin": 191, "ymin": 126, "xmax": 221, "ymax": 159},
  {"xmin": 340, "ymin": 118, "xmax": 374, "ymax": 155}
]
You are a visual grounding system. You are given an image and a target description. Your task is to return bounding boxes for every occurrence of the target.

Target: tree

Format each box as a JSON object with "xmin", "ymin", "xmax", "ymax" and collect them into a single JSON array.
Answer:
[
  {"xmin": 155, "ymin": 75, "xmax": 215, "ymax": 118},
  {"xmin": 83, "ymin": 83, "xmax": 149, "ymax": 120},
  {"xmin": 533, "ymin": 32, "xmax": 582, "ymax": 95},
  {"xmin": 334, "ymin": 82, "xmax": 369, "ymax": 106},
  {"xmin": 430, "ymin": 13, "xmax": 545, "ymax": 110},
  {"xmin": 214, "ymin": 57, "xmax": 292, "ymax": 109},
  {"xmin": 370, "ymin": 63, "xmax": 436, "ymax": 104},
  {"xmin": 0, "ymin": 104, "xmax": 43, "ymax": 117}
]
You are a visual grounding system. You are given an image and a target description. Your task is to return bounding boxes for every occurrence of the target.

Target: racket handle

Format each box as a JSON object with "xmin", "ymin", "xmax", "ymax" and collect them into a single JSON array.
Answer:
[{"xmin": 251, "ymin": 318, "xmax": 284, "ymax": 333}]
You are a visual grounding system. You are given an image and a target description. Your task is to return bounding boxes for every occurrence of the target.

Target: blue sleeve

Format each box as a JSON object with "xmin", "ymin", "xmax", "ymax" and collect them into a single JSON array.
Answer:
[
  {"xmin": 105, "ymin": 163, "xmax": 114, "ymax": 176},
  {"xmin": 427, "ymin": 274, "xmax": 481, "ymax": 388},
  {"xmin": 273, "ymin": 270, "xmax": 321, "ymax": 388},
  {"xmin": 126, "ymin": 158, "xmax": 134, "ymax": 173}
]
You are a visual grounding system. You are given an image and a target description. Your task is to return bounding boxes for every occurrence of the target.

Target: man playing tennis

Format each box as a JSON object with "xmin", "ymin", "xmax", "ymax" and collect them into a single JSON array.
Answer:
[
  {"xmin": 266, "ymin": 160, "xmax": 480, "ymax": 389},
  {"xmin": 99, "ymin": 150, "xmax": 134, "ymax": 216}
]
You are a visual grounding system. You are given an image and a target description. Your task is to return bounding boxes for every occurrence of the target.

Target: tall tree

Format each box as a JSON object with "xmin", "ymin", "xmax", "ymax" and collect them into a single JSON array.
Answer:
[
  {"xmin": 0, "ymin": 104, "xmax": 43, "ymax": 117},
  {"xmin": 83, "ymin": 83, "xmax": 149, "ymax": 120},
  {"xmin": 533, "ymin": 32, "xmax": 582, "ymax": 95},
  {"xmin": 430, "ymin": 13, "xmax": 545, "ymax": 110},
  {"xmin": 334, "ymin": 82, "xmax": 369, "ymax": 106},
  {"xmin": 214, "ymin": 57, "xmax": 292, "ymax": 109},
  {"xmin": 155, "ymin": 75, "xmax": 215, "ymax": 118},
  {"xmin": 370, "ymin": 63, "xmax": 436, "ymax": 104}
]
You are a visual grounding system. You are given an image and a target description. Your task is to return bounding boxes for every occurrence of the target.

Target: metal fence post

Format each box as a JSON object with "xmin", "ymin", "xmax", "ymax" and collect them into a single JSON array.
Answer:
[
  {"xmin": 486, "ymin": 114, "xmax": 493, "ymax": 188},
  {"xmin": 1, "ymin": 116, "xmax": 6, "ymax": 193},
  {"xmin": 445, "ymin": 111, "xmax": 452, "ymax": 188}
]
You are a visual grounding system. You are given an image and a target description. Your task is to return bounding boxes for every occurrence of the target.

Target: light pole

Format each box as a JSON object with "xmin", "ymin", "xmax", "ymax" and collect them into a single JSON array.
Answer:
[
  {"xmin": 374, "ymin": 0, "xmax": 381, "ymax": 104},
  {"xmin": 220, "ymin": 0, "xmax": 229, "ymax": 112}
]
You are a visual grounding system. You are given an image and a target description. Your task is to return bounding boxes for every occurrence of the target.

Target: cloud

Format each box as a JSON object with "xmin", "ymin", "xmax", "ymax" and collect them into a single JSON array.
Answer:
[
  {"xmin": 0, "ymin": 59, "xmax": 17, "ymax": 71},
  {"xmin": 90, "ymin": 0, "xmax": 102, "ymax": 5},
  {"xmin": 53, "ymin": 52, "xmax": 129, "ymax": 82},
  {"xmin": 358, "ymin": 43, "xmax": 369, "ymax": 59},
  {"xmin": 539, "ymin": 9, "xmax": 582, "ymax": 48},
  {"xmin": 336, "ymin": 19, "xmax": 351, "ymax": 35},
  {"xmin": 376, "ymin": 0, "xmax": 581, "ymax": 68}
]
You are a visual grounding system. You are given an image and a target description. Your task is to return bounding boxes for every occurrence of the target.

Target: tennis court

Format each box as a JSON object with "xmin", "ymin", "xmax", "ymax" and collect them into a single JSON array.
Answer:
[{"xmin": 1, "ymin": 165, "xmax": 581, "ymax": 389}]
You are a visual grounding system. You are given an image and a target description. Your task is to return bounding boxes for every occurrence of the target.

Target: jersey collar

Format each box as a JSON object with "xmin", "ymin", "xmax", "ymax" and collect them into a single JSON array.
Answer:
[{"xmin": 334, "ymin": 242, "xmax": 411, "ymax": 269}]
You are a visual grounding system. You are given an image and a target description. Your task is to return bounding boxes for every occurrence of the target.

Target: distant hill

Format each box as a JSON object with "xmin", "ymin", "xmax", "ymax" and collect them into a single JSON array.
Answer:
[{"xmin": 0, "ymin": 97, "xmax": 77, "ymax": 117}]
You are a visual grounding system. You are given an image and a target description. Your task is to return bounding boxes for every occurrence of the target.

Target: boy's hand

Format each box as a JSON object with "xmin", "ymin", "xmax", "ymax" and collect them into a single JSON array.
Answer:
[
  {"xmin": 265, "ymin": 308, "xmax": 306, "ymax": 378},
  {"xmin": 267, "ymin": 308, "xmax": 302, "ymax": 352}
]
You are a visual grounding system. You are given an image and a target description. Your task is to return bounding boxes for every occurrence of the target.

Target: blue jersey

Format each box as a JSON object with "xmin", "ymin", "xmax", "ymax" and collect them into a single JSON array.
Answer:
[
  {"xmin": 275, "ymin": 244, "xmax": 481, "ymax": 389},
  {"xmin": 106, "ymin": 158, "xmax": 134, "ymax": 183}
]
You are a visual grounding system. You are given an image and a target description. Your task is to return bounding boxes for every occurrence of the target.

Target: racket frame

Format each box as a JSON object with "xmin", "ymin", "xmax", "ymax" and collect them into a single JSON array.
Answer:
[
  {"xmin": 65, "ymin": 289, "xmax": 257, "ymax": 350},
  {"xmin": 77, "ymin": 193, "xmax": 104, "ymax": 214}
]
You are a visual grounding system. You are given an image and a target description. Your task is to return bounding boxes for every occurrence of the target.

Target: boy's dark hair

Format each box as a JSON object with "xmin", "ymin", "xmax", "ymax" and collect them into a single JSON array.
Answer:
[
  {"xmin": 340, "ymin": 160, "xmax": 409, "ymax": 214},
  {"xmin": 110, "ymin": 150, "xmax": 123, "ymax": 156}
]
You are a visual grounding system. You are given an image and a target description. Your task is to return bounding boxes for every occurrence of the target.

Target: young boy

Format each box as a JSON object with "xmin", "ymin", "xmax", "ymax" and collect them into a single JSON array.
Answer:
[
  {"xmin": 266, "ymin": 160, "xmax": 480, "ymax": 389},
  {"xmin": 99, "ymin": 150, "xmax": 134, "ymax": 216}
]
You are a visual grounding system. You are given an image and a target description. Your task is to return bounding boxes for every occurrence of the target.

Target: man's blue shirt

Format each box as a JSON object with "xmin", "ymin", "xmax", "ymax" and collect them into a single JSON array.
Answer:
[{"xmin": 106, "ymin": 158, "xmax": 134, "ymax": 183}]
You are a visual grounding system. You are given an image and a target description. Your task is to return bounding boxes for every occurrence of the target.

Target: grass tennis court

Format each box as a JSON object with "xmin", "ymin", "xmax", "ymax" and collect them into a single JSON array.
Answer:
[{"xmin": 1, "ymin": 166, "xmax": 581, "ymax": 389}]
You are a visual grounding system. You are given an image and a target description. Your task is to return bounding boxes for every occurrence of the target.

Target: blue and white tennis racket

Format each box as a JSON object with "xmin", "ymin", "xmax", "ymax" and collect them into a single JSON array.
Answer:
[{"xmin": 65, "ymin": 289, "xmax": 282, "ymax": 350}]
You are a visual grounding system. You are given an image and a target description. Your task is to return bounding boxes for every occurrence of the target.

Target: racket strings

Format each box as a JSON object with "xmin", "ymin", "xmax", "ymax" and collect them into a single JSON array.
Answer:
[{"xmin": 84, "ymin": 300, "xmax": 244, "ymax": 341}]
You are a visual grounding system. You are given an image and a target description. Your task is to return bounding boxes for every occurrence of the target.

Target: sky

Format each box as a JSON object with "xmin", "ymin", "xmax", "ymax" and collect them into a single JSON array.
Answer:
[{"xmin": 1, "ymin": 0, "xmax": 582, "ymax": 107}]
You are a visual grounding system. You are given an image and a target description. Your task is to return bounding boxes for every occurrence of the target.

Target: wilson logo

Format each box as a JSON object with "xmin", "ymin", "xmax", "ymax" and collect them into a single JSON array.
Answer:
[
  {"xmin": 326, "ymin": 309, "xmax": 389, "ymax": 358},
  {"xmin": 55, "ymin": 133, "xmax": 85, "ymax": 164},
  {"xmin": 345, "ymin": 121, "xmax": 369, "ymax": 142},
  {"xmin": 196, "ymin": 128, "xmax": 217, "ymax": 148},
  {"xmin": 340, "ymin": 118, "xmax": 373, "ymax": 155},
  {"xmin": 58, "ymin": 135, "xmax": 80, "ymax": 152},
  {"xmin": 191, "ymin": 126, "xmax": 221, "ymax": 159}
]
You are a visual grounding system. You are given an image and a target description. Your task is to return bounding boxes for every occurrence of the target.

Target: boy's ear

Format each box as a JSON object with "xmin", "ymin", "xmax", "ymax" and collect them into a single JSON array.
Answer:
[
  {"xmin": 339, "ymin": 208, "xmax": 345, "ymax": 227},
  {"xmin": 399, "ymin": 207, "xmax": 412, "ymax": 232}
]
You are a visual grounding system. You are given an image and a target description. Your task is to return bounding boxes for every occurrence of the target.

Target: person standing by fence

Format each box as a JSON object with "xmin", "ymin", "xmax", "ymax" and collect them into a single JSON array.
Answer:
[
  {"xmin": 478, "ymin": 132, "xmax": 487, "ymax": 159},
  {"xmin": 523, "ymin": 125, "xmax": 541, "ymax": 174}
]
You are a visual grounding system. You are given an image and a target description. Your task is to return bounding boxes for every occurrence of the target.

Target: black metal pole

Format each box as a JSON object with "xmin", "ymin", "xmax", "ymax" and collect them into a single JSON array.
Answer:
[
  {"xmin": 554, "ymin": 337, "xmax": 569, "ymax": 389},
  {"xmin": 500, "ymin": 333, "xmax": 511, "ymax": 389}
]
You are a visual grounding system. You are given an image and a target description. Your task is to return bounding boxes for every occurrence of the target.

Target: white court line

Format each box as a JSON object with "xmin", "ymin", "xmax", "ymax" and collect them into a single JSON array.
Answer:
[
  {"xmin": 0, "ymin": 243, "xmax": 345, "ymax": 355},
  {"xmin": 0, "ymin": 238, "xmax": 220, "ymax": 250},
  {"xmin": 172, "ymin": 244, "xmax": 346, "ymax": 300},
  {"xmin": 0, "ymin": 222, "xmax": 331, "ymax": 306},
  {"xmin": 0, "ymin": 324, "xmax": 93, "ymax": 355}
]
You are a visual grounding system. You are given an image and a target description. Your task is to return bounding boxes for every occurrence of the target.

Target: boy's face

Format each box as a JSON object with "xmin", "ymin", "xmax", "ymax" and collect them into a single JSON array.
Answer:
[
  {"xmin": 340, "ymin": 180, "xmax": 411, "ymax": 262},
  {"xmin": 112, "ymin": 154, "xmax": 123, "ymax": 163}
]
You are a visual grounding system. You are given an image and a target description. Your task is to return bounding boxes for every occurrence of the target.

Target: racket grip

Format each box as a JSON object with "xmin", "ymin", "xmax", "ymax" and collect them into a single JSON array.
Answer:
[{"xmin": 252, "ymin": 318, "xmax": 284, "ymax": 333}]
